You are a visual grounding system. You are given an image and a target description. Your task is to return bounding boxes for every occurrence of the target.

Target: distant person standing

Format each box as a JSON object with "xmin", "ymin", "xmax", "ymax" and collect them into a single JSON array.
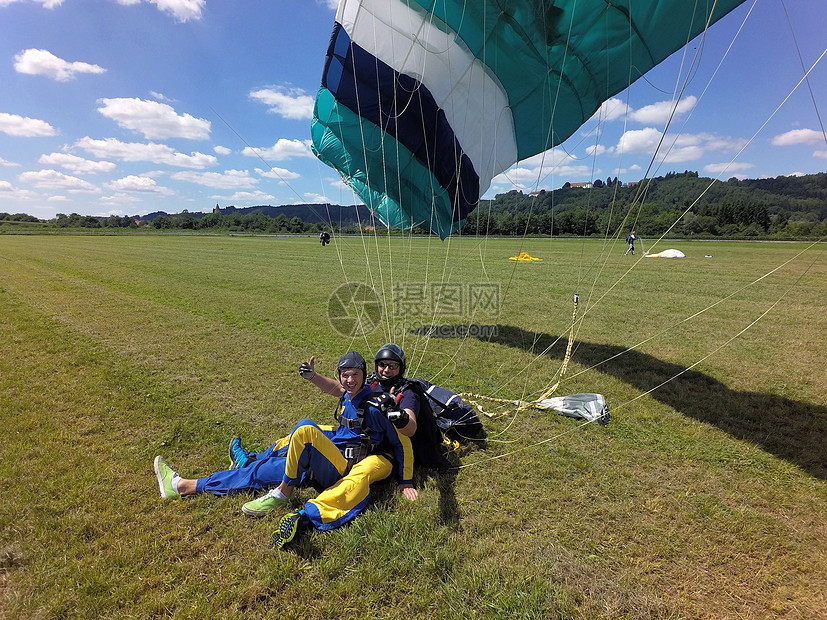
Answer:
[
  {"xmin": 320, "ymin": 231, "xmax": 331, "ymax": 246},
  {"xmin": 625, "ymin": 230, "xmax": 638, "ymax": 255}
]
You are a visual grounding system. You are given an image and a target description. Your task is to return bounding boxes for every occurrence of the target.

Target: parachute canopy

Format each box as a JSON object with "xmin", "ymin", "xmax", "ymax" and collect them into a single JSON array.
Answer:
[
  {"xmin": 535, "ymin": 393, "xmax": 610, "ymax": 425},
  {"xmin": 645, "ymin": 249, "xmax": 686, "ymax": 258},
  {"xmin": 510, "ymin": 252, "xmax": 541, "ymax": 261},
  {"xmin": 312, "ymin": 0, "xmax": 746, "ymax": 238}
]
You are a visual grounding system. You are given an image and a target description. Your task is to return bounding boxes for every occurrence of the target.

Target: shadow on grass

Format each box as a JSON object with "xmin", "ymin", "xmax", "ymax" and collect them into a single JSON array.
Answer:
[{"xmin": 420, "ymin": 324, "xmax": 827, "ymax": 480}]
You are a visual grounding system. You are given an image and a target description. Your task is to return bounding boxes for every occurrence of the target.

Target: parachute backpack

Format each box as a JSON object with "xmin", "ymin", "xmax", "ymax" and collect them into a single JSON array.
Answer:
[{"xmin": 405, "ymin": 379, "xmax": 485, "ymax": 441}]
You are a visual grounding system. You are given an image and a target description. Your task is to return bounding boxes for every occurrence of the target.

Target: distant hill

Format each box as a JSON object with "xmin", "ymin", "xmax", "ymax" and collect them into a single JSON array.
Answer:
[{"xmin": 136, "ymin": 203, "xmax": 372, "ymax": 225}]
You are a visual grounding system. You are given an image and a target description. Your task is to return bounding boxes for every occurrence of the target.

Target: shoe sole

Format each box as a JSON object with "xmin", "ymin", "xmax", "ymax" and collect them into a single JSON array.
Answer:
[
  {"xmin": 228, "ymin": 436, "xmax": 241, "ymax": 470},
  {"xmin": 273, "ymin": 512, "xmax": 302, "ymax": 548}
]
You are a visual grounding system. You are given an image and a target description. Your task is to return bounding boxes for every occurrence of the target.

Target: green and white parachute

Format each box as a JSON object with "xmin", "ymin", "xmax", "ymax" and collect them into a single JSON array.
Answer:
[{"xmin": 311, "ymin": 0, "xmax": 747, "ymax": 238}]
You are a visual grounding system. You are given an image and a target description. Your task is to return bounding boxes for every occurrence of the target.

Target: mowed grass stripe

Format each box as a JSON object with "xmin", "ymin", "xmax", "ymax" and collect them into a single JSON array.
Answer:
[{"xmin": 0, "ymin": 234, "xmax": 825, "ymax": 618}]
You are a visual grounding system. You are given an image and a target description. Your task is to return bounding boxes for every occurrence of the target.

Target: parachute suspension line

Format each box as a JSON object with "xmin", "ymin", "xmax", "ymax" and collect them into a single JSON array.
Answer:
[
  {"xmin": 466, "ymin": 0, "xmax": 582, "ymax": 407},
  {"xmin": 456, "ymin": 244, "xmax": 824, "ymax": 471},
  {"xmin": 601, "ymin": 0, "xmax": 723, "ymax": 240},
  {"xmin": 780, "ymin": 0, "xmax": 827, "ymax": 148},
  {"xmin": 546, "ymin": 241, "xmax": 825, "ymax": 421},
  {"xmin": 627, "ymin": 43, "xmax": 827, "ymax": 262},
  {"xmin": 209, "ymin": 106, "xmax": 306, "ymax": 204},
  {"xmin": 537, "ymin": 293, "xmax": 579, "ymax": 401},
  {"xmin": 210, "ymin": 105, "xmax": 371, "ymax": 352},
  {"xmin": 455, "ymin": 292, "xmax": 580, "ymax": 422},
  {"xmin": 563, "ymin": 0, "xmax": 751, "ymax": 341}
]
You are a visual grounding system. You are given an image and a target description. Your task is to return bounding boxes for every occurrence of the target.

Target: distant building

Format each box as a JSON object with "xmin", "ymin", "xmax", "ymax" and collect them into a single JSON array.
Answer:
[
  {"xmin": 570, "ymin": 182, "xmax": 593, "ymax": 189},
  {"xmin": 213, "ymin": 203, "xmax": 221, "ymax": 214}
]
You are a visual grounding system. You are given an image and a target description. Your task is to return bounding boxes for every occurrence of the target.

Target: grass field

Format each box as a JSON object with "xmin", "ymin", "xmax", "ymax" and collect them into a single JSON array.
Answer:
[{"xmin": 1, "ymin": 233, "xmax": 825, "ymax": 619}]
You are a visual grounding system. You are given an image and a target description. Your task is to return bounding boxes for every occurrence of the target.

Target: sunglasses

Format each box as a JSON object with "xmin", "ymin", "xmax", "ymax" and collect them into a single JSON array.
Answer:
[{"xmin": 377, "ymin": 361, "xmax": 400, "ymax": 370}]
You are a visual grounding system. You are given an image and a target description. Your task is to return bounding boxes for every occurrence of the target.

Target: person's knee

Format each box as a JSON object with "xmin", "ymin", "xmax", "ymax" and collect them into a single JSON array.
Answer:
[{"xmin": 290, "ymin": 420, "xmax": 320, "ymax": 442}]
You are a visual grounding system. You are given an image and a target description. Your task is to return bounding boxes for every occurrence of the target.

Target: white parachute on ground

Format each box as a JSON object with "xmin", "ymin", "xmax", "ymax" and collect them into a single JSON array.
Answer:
[
  {"xmin": 645, "ymin": 249, "xmax": 686, "ymax": 258},
  {"xmin": 535, "ymin": 393, "xmax": 610, "ymax": 425}
]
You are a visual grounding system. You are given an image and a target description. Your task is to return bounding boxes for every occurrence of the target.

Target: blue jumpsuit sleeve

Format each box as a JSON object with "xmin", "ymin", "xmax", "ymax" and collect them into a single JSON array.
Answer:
[
  {"xmin": 366, "ymin": 406, "xmax": 414, "ymax": 484},
  {"xmin": 397, "ymin": 389, "xmax": 420, "ymax": 418}
]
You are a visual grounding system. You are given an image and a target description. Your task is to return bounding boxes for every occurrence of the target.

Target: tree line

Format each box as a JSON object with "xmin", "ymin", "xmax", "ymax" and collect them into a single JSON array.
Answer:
[{"xmin": 2, "ymin": 171, "xmax": 824, "ymax": 239}]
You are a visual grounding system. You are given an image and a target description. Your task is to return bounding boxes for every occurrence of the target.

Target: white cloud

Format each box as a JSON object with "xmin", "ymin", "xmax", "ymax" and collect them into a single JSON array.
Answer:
[
  {"xmin": 75, "ymin": 137, "xmax": 217, "ymax": 169},
  {"xmin": 0, "ymin": 0, "xmax": 65, "ymax": 8},
  {"xmin": 255, "ymin": 166, "xmax": 301, "ymax": 181},
  {"xmin": 250, "ymin": 87, "xmax": 315, "ymax": 120},
  {"xmin": 586, "ymin": 144, "xmax": 607, "ymax": 157},
  {"xmin": 0, "ymin": 112, "xmax": 58, "ymax": 137},
  {"xmin": 0, "ymin": 180, "xmax": 39, "ymax": 202},
  {"xmin": 658, "ymin": 132, "xmax": 747, "ymax": 163},
  {"xmin": 590, "ymin": 96, "xmax": 698, "ymax": 126},
  {"xmin": 214, "ymin": 145, "xmax": 231, "ymax": 155},
  {"xmin": 148, "ymin": 0, "xmax": 204, "ymax": 22},
  {"xmin": 328, "ymin": 178, "xmax": 350, "ymax": 191},
  {"xmin": 105, "ymin": 175, "xmax": 173, "ymax": 194},
  {"xmin": 14, "ymin": 49, "xmax": 105, "ymax": 81},
  {"xmin": 99, "ymin": 193, "xmax": 142, "ymax": 205},
  {"xmin": 300, "ymin": 193, "xmax": 332, "ymax": 204},
  {"xmin": 97, "ymin": 98, "xmax": 210, "ymax": 140},
  {"xmin": 488, "ymin": 147, "xmax": 593, "ymax": 189},
  {"xmin": 630, "ymin": 96, "xmax": 697, "ymax": 125},
  {"xmin": 592, "ymin": 97, "xmax": 631, "ymax": 122},
  {"xmin": 18, "ymin": 169, "xmax": 97, "ymax": 192},
  {"xmin": 0, "ymin": 157, "xmax": 20, "ymax": 167},
  {"xmin": 243, "ymin": 138, "xmax": 314, "ymax": 161},
  {"xmin": 615, "ymin": 128, "xmax": 663, "ymax": 154},
  {"xmin": 114, "ymin": 0, "xmax": 202, "ymax": 21},
  {"xmin": 221, "ymin": 190, "xmax": 276, "ymax": 204},
  {"xmin": 170, "ymin": 169, "xmax": 258, "ymax": 189},
  {"xmin": 38, "ymin": 152, "xmax": 116, "ymax": 174},
  {"xmin": 815, "ymin": 150, "xmax": 827, "ymax": 159},
  {"xmin": 703, "ymin": 162, "xmax": 755, "ymax": 175},
  {"xmin": 771, "ymin": 128, "xmax": 825, "ymax": 146}
]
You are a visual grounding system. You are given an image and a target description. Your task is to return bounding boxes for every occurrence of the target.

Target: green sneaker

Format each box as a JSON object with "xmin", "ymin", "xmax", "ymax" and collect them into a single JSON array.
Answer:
[
  {"xmin": 241, "ymin": 489, "xmax": 288, "ymax": 517},
  {"xmin": 228, "ymin": 436, "xmax": 252, "ymax": 470},
  {"xmin": 273, "ymin": 510, "xmax": 305, "ymax": 549},
  {"xmin": 154, "ymin": 456, "xmax": 179, "ymax": 500}
]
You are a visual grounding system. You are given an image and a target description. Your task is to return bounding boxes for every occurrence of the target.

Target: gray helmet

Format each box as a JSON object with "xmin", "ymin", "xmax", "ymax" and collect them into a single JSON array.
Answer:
[
  {"xmin": 374, "ymin": 343, "xmax": 406, "ymax": 376},
  {"xmin": 337, "ymin": 351, "xmax": 367, "ymax": 386}
]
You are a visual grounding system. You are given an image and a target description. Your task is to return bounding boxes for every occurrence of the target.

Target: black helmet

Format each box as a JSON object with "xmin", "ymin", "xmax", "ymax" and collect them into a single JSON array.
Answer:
[
  {"xmin": 374, "ymin": 343, "xmax": 406, "ymax": 376},
  {"xmin": 337, "ymin": 351, "xmax": 367, "ymax": 386}
]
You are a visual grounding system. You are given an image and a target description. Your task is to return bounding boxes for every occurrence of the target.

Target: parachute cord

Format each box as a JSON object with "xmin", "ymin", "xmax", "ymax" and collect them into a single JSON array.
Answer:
[
  {"xmin": 455, "ymin": 293, "xmax": 578, "ymax": 418},
  {"xmin": 781, "ymin": 0, "xmax": 827, "ymax": 148},
  {"xmin": 537, "ymin": 293, "xmax": 579, "ymax": 401},
  {"xmin": 450, "ymin": 239, "xmax": 823, "ymax": 471}
]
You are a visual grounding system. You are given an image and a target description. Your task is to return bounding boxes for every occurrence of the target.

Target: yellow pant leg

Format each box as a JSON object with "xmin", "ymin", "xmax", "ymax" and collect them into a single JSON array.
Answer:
[
  {"xmin": 272, "ymin": 424, "xmax": 334, "ymax": 451},
  {"xmin": 283, "ymin": 422, "xmax": 348, "ymax": 486},
  {"xmin": 304, "ymin": 455, "xmax": 393, "ymax": 531}
]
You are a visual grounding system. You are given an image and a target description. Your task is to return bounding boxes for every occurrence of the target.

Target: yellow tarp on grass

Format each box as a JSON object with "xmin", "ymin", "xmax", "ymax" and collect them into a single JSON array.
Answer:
[{"xmin": 510, "ymin": 252, "xmax": 541, "ymax": 261}]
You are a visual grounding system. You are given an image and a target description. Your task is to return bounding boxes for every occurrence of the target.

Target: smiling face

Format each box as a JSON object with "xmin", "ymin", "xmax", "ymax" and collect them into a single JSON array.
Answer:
[
  {"xmin": 339, "ymin": 368, "xmax": 365, "ymax": 397},
  {"xmin": 376, "ymin": 360, "xmax": 401, "ymax": 381}
]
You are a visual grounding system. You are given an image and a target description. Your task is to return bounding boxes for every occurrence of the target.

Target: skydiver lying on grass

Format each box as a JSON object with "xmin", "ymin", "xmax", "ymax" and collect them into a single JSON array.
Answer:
[{"xmin": 153, "ymin": 351, "xmax": 417, "ymax": 548}]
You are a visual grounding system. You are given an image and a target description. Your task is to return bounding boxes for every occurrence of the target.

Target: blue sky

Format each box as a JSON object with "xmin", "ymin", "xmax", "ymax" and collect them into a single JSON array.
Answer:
[{"xmin": 1, "ymin": 0, "xmax": 825, "ymax": 220}]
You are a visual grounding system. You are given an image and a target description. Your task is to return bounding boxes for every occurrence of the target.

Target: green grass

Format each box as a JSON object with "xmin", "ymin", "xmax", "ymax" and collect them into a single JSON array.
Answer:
[{"xmin": 1, "ymin": 234, "xmax": 825, "ymax": 618}]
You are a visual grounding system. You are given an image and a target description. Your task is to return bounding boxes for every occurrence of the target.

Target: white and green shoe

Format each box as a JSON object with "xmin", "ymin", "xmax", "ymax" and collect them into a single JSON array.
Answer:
[
  {"xmin": 241, "ymin": 489, "xmax": 288, "ymax": 517},
  {"xmin": 153, "ymin": 456, "xmax": 179, "ymax": 500}
]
